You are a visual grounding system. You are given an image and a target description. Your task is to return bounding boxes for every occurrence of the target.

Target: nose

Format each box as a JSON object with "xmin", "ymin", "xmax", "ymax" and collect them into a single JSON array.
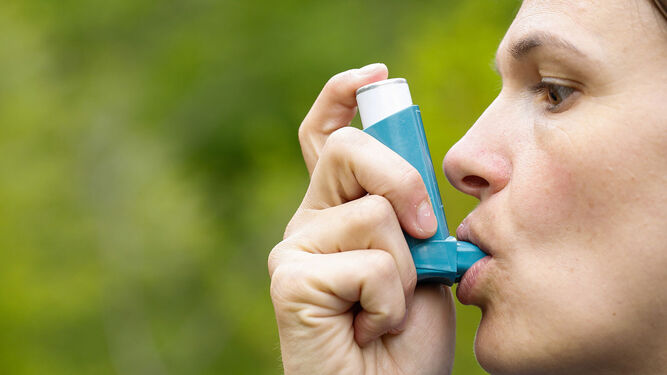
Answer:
[{"xmin": 443, "ymin": 99, "xmax": 512, "ymax": 201}]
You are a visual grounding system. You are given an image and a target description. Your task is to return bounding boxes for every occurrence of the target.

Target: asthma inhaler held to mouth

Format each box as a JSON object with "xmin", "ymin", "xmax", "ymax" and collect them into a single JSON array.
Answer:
[{"xmin": 356, "ymin": 78, "xmax": 486, "ymax": 285}]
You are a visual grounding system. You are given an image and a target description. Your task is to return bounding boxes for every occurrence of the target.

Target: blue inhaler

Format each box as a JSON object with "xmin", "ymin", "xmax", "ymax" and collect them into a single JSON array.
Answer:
[{"xmin": 356, "ymin": 78, "xmax": 486, "ymax": 285}]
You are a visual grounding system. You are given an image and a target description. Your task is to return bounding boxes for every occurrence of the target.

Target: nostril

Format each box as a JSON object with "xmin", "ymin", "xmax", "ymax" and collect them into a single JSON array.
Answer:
[{"xmin": 462, "ymin": 175, "xmax": 489, "ymax": 189}]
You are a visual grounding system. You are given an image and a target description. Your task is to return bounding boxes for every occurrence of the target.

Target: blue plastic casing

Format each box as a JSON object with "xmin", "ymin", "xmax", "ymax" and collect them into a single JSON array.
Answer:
[{"xmin": 363, "ymin": 105, "xmax": 486, "ymax": 285}]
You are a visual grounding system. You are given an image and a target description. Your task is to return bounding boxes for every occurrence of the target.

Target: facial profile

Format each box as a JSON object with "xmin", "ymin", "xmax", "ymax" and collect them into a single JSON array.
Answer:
[{"xmin": 444, "ymin": 0, "xmax": 667, "ymax": 374}]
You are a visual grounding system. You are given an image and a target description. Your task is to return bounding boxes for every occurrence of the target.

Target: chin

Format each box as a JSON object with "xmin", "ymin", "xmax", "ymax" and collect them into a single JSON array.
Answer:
[
  {"xmin": 473, "ymin": 320, "xmax": 515, "ymax": 375},
  {"xmin": 474, "ymin": 340, "xmax": 543, "ymax": 375},
  {"xmin": 473, "ymin": 314, "xmax": 555, "ymax": 375},
  {"xmin": 473, "ymin": 325, "xmax": 598, "ymax": 375}
]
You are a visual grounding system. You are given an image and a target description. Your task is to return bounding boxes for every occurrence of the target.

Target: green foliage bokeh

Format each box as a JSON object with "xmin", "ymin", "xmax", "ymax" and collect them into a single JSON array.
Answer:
[{"xmin": 0, "ymin": 0, "xmax": 519, "ymax": 373}]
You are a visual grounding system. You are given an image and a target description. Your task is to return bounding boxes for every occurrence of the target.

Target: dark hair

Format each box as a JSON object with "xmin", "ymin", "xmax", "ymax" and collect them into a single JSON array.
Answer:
[{"xmin": 655, "ymin": 0, "xmax": 667, "ymax": 19}]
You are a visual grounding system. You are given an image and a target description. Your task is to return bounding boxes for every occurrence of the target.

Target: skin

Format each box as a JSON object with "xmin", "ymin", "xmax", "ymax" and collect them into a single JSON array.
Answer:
[{"xmin": 269, "ymin": 1, "xmax": 667, "ymax": 374}]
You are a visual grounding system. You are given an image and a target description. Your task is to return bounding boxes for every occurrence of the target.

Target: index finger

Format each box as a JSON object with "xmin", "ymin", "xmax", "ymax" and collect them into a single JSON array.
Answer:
[
  {"xmin": 301, "ymin": 127, "xmax": 438, "ymax": 239},
  {"xmin": 299, "ymin": 63, "xmax": 388, "ymax": 175}
]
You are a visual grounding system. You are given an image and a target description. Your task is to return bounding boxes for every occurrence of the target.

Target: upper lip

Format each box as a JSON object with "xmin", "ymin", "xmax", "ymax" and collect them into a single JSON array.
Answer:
[{"xmin": 456, "ymin": 215, "xmax": 493, "ymax": 256}]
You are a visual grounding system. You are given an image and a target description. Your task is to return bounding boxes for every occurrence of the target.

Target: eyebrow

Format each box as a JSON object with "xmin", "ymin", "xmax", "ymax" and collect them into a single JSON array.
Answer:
[
  {"xmin": 494, "ymin": 31, "xmax": 586, "ymax": 73},
  {"xmin": 510, "ymin": 32, "xmax": 584, "ymax": 59}
]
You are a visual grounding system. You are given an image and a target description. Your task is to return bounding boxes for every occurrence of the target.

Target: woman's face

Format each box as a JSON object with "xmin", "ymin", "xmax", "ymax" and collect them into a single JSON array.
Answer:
[{"xmin": 443, "ymin": 0, "xmax": 667, "ymax": 374}]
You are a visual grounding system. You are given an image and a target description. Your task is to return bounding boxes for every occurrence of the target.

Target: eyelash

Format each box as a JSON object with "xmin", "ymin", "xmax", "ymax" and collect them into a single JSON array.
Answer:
[{"xmin": 530, "ymin": 80, "xmax": 577, "ymax": 113}]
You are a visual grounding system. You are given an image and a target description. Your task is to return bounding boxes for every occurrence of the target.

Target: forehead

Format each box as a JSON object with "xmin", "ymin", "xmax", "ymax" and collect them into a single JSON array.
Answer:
[
  {"xmin": 498, "ymin": 0, "xmax": 655, "ymax": 60},
  {"xmin": 497, "ymin": 0, "xmax": 667, "ymax": 68}
]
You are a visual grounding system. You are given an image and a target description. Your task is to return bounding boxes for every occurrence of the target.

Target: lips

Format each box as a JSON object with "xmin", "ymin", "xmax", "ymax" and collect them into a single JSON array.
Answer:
[
  {"xmin": 457, "ymin": 255, "xmax": 491, "ymax": 304},
  {"xmin": 456, "ymin": 216, "xmax": 492, "ymax": 257},
  {"xmin": 456, "ymin": 216, "xmax": 493, "ymax": 304}
]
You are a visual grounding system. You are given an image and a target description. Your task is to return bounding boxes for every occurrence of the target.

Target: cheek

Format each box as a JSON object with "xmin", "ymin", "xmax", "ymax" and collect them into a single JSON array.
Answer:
[
  {"xmin": 506, "ymin": 118, "xmax": 623, "ymax": 245},
  {"xmin": 508, "ymin": 133, "xmax": 579, "ymax": 238}
]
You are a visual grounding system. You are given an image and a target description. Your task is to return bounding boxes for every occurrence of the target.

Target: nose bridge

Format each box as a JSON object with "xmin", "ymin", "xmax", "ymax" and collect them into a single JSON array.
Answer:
[
  {"xmin": 467, "ymin": 94, "xmax": 517, "ymax": 148},
  {"xmin": 444, "ymin": 94, "xmax": 513, "ymax": 199}
]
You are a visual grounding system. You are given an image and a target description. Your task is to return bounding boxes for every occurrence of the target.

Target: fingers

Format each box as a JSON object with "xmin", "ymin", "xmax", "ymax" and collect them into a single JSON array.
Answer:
[
  {"xmin": 276, "ymin": 194, "xmax": 417, "ymax": 309},
  {"xmin": 352, "ymin": 250, "xmax": 406, "ymax": 346},
  {"xmin": 269, "ymin": 250, "xmax": 407, "ymax": 347},
  {"xmin": 301, "ymin": 126, "xmax": 438, "ymax": 239},
  {"xmin": 299, "ymin": 63, "xmax": 388, "ymax": 175}
]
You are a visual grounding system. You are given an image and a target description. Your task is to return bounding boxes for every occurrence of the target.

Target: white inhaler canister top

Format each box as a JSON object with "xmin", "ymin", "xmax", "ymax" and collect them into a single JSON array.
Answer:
[{"xmin": 356, "ymin": 78, "xmax": 413, "ymax": 129}]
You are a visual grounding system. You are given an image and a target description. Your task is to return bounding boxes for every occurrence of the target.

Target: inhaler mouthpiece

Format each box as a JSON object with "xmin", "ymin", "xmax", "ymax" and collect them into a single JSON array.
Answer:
[{"xmin": 356, "ymin": 78, "xmax": 413, "ymax": 129}]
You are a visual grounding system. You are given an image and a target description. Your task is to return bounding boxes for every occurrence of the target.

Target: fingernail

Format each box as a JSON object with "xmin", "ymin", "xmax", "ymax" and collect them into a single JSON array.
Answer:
[
  {"xmin": 417, "ymin": 200, "xmax": 438, "ymax": 234},
  {"xmin": 358, "ymin": 63, "xmax": 385, "ymax": 75}
]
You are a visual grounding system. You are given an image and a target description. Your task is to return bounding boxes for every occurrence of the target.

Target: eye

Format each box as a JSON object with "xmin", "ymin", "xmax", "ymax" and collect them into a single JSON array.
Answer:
[{"xmin": 531, "ymin": 79, "xmax": 577, "ymax": 113}]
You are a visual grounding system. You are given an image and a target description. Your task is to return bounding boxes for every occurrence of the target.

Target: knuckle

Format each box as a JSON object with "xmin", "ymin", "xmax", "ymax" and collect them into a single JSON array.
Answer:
[
  {"xmin": 375, "ymin": 295, "xmax": 403, "ymax": 316},
  {"xmin": 321, "ymin": 127, "xmax": 359, "ymax": 162},
  {"xmin": 267, "ymin": 243, "xmax": 285, "ymax": 277},
  {"xmin": 269, "ymin": 266, "xmax": 289, "ymax": 303},
  {"xmin": 297, "ymin": 121, "xmax": 309, "ymax": 143},
  {"xmin": 359, "ymin": 194, "xmax": 396, "ymax": 228},
  {"xmin": 383, "ymin": 302, "xmax": 406, "ymax": 326},
  {"xmin": 369, "ymin": 250, "xmax": 399, "ymax": 281},
  {"xmin": 368, "ymin": 252, "xmax": 406, "ymax": 323},
  {"xmin": 269, "ymin": 263, "xmax": 303, "ymax": 304},
  {"xmin": 364, "ymin": 194, "xmax": 393, "ymax": 213},
  {"xmin": 372, "ymin": 296, "xmax": 406, "ymax": 327},
  {"xmin": 388, "ymin": 302, "xmax": 407, "ymax": 326},
  {"xmin": 327, "ymin": 126, "xmax": 359, "ymax": 148},
  {"xmin": 396, "ymin": 165, "xmax": 424, "ymax": 192}
]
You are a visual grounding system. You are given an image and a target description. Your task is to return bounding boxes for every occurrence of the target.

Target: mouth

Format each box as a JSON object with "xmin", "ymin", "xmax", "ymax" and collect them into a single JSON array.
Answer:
[
  {"xmin": 456, "ymin": 216, "xmax": 493, "ymax": 305},
  {"xmin": 456, "ymin": 216, "xmax": 492, "ymax": 257}
]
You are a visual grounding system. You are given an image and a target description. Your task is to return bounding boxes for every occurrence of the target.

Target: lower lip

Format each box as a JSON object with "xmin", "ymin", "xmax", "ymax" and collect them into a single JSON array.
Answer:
[{"xmin": 456, "ymin": 255, "xmax": 491, "ymax": 305}]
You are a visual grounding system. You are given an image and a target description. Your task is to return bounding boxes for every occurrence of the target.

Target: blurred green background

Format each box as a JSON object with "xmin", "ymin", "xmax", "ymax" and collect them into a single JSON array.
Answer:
[{"xmin": 0, "ymin": 0, "xmax": 519, "ymax": 373}]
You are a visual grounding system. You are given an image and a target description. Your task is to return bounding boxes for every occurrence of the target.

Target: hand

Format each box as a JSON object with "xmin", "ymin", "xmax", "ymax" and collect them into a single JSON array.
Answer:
[{"xmin": 268, "ymin": 64, "xmax": 456, "ymax": 375}]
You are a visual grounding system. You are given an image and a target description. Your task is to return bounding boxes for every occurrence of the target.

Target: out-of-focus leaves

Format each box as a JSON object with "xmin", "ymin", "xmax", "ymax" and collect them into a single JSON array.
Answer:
[{"xmin": 0, "ymin": 0, "xmax": 518, "ymax": 374}]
